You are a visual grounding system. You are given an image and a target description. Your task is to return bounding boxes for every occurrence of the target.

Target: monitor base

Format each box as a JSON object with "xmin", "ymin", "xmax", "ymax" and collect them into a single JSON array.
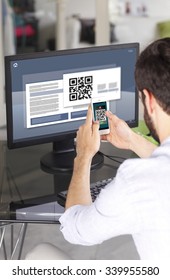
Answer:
[
  {"xmin": 40, "ymin": 150, "xmax": 104, "ymax": 174},
  {"xmin": 40, "ymin": 138, "xmax": 104, "ymax": 174}
]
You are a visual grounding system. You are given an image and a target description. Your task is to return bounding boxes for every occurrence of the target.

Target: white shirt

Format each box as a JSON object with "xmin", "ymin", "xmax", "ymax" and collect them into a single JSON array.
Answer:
[{"xmin": 59, "ymin": 137, "xmax": 170, "ymax": 259}]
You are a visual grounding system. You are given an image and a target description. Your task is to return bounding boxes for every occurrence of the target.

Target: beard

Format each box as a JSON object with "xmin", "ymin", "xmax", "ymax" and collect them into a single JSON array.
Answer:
[{"xmin": 143, "ymin": 104, "xmax": 160, "ymax": 144}]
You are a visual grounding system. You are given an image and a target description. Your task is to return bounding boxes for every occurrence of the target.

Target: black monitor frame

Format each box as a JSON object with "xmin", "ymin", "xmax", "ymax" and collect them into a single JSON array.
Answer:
[{"xmin": 5, "ymin": 43, "xmax": 139, "ymax": 172}]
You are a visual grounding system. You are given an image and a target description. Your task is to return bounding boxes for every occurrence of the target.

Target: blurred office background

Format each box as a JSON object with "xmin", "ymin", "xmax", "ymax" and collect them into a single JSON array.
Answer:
[{"xmin": 1, "ymin": 0, "xmax": 170, "ymax": 128}]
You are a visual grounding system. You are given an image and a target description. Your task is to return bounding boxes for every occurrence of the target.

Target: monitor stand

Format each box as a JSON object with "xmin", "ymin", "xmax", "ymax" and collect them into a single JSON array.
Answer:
[{"xmin": 40, "ymin": 138, "xmax": 104, "ymax": 174}]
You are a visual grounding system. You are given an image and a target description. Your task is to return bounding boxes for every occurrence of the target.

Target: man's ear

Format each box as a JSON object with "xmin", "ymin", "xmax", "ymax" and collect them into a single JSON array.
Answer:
[{"xmin": 142, "ymin": 89, "xmax": 156, "ymax": 115}]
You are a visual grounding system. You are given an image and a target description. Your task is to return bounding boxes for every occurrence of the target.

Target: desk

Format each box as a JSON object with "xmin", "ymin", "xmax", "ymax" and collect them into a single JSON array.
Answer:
[
  {"xmin": 0, "ymin": 140, "xmax": 134, "ymax": 223},
  {"xmin": 0, "ymin": 139, "xmax": 133, "ymax": 258}
]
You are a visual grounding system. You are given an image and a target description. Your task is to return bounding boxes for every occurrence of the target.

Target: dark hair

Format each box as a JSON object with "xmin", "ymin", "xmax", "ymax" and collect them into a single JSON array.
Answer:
[{"xmin": 135, "ymin": 38, "xmax": 170, "ymax": 114}]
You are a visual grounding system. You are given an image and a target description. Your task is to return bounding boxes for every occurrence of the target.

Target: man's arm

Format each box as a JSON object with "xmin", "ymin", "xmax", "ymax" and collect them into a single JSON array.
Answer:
[
  {"xmin": 65, "ymin": 108, "xmax": 157, "ymax": 210},
  {"xmin": 101, "ymin": 111, "xmax": 157, "ymax": 158},
  {"xmin": 65, "ymin": 156, "xmax": 92, "ymax": 209},
  {"xmin": 129, "ymin": 130, "xmax": 157, "ymax": 158},
  {"xmin": 65, "ymin": 106, "xmax": 100, "ymax": 210}
]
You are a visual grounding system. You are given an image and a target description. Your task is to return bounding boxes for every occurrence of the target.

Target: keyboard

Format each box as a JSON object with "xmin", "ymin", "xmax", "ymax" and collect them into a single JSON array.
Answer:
[{"xmin": 57, "ymin": 177, "xmax": 114, "ymax": 206}]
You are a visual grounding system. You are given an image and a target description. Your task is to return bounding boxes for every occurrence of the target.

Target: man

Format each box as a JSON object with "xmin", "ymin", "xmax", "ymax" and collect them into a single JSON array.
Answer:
[
  {"xmin": 25, "ymin": 38, "xmax": 170, "ymax": 260},
  {"xmin": 59, "ymin": 38, "xmax": 170, "ymax": 259}
]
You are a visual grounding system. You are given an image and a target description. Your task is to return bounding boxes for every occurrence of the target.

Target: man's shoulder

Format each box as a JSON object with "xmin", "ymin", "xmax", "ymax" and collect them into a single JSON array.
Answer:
[
  {"xmin": 117, "ymin": 141, "xmax": 170, "ymax": 182},
  {"xmin": 118, "ymin": 157, "xmax": 149, "ymax": 176},
  {"xmin": 117, "ymin": 153, "xmax": 159, "ymax": 183}
]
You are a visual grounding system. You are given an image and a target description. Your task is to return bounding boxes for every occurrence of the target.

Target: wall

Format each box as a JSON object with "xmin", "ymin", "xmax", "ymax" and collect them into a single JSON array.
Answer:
[
  {"xmin": 109, "ymin": 0, "xmax": 170, "ymax": 50},
  {"xmin": 34, "ymin": 0, "xmax": 57, "ymax": 50},
  {"xmin": 109, "ymin": 0, "xmax": 170, "ymax": 17},
  {"xmin": 147, "ymin": 1, "xmax": 170, "ymax": 17},
  {"xmin": 35, "ymin": 0, "xmax": 170, "ymax": 50},
  {"xmin": 0, "ymin": 1, "xmax": 6, "ymax": 128},
  {"xmin": 35, "ymin": 0, "xmax": 96, "ymax": 50},
  {"xmin": 35, "ymin": 0, "xmax": 96, "ymax": 18},
  {"xmin": 66, "ymin": 0, "xmax": 96, "ymax": 18}
]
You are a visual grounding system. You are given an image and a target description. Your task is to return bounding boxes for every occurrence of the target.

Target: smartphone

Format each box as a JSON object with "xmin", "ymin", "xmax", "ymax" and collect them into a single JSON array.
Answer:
[{"xmin": 91, "ymin": 98, "xmax": 110, "ymax": 135}]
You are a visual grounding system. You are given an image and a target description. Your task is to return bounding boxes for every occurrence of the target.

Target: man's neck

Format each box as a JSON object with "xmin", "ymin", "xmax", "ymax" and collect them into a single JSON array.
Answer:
[{"xmin": 156, "ymin": 110, "xmax": 170, "ymax": 143}]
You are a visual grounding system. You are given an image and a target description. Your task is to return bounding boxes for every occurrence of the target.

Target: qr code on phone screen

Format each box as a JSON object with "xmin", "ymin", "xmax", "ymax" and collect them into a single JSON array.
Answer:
[
  {"xmin": 95, "ymin": 109, "xmax": 106, "ymax": 121},
  {"xmin": 69, "ymin": 76, "xmax": 93, "ymax": 101}
]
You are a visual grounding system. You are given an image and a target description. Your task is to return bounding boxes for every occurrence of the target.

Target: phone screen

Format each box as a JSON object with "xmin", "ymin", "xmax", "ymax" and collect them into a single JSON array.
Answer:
[{"xmin": 92, "ymin": 101, "xmax": 109, "ymax": 130}]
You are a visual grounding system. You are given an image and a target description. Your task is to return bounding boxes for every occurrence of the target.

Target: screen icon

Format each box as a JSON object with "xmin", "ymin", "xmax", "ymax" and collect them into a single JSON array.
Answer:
[{"xmin": 13, "ymin": 63, "xmax": 18, "ymax": 68}]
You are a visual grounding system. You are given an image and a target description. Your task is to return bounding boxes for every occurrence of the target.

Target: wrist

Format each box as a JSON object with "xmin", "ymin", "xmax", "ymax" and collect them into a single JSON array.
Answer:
[
  {"xmin": 129, "ymin": 129, "xmax": 157, "ymax": 158},
  {"xmin": 73, "ymin": 155, "xmax": 92, "ymax": 179},
  {"xmin": 129, "ymin": 130, "xmax": 140, "ymax": 152},
  {"xmin": 74, "ymin": 154, "xmax": 92, "ymax": 165}
]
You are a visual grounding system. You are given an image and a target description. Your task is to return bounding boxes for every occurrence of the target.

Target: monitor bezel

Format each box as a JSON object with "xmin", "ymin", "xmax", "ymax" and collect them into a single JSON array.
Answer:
[{"xmin": 5, "ymin": 42, "xmax": 139, "ymax": 149}]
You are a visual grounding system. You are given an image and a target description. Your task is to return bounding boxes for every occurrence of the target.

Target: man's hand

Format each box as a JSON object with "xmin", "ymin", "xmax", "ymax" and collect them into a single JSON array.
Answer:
[
  {"xmin": 101, "ymin": 111, "xmax": 133, "ymax": 150},
  {"xmin": 76, "ymin": 105, "xmax": 101, "ymax": 160},
  {"xmin": 101, "ymin": 111, "xmax": 157, "ymax": 158}
]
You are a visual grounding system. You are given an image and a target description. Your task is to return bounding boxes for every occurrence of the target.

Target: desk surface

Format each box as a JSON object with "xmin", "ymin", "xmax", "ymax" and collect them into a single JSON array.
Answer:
[{"xmin": 0, "ymin": 140, "xmax": 133, "ymax": 223}]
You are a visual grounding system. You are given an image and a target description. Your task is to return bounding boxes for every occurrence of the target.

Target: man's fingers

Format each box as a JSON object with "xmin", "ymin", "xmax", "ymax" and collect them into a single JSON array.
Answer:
[
  {"xmin": 85, "ymin": 104, "xmax": 93, "ymax": 126},
  {"xmin": 105, "ymin": 111, "xmax": 115, "ymax": 119},
  {"xmin": 101, "ymin": 134, "xmax": 108, "ymax": 141},
  {"xmin": 105, "ymin": 111, "xmax": 119, "ymax": 123},
  {"xmin": 105, "ymin": 111, "xmax": 112, "ymax": 117},
  {"xmin": 92, "ymin": 121, "xmax": 99, "ymax": 133}
]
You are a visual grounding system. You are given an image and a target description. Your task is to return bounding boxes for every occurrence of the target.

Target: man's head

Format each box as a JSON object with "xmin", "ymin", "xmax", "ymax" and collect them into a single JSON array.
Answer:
[{"xmin": 135, "ymin": 38, "xmax": 170, "ymax": 143}]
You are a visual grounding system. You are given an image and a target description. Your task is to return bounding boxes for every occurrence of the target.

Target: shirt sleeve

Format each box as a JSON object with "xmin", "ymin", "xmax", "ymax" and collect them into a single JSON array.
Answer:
[{"xmin": 59, "ymin": 162, "xmax": 141, "ymax": 246}]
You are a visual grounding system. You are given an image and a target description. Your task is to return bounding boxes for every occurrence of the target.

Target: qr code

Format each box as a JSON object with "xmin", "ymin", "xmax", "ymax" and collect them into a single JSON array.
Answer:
[
  {"xmin": 95, "ymin": 109, "xmax": 106, "ymax": 121},
  {"xmin": 69, "ymin": 76, "xmax": 93, "ymax": 101}
]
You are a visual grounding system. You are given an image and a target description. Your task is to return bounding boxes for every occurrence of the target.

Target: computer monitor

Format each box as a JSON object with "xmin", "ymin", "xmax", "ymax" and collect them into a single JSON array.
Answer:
[{"xmin": 5, "ymin": 42, "xmax": 139, "ymax": 173}]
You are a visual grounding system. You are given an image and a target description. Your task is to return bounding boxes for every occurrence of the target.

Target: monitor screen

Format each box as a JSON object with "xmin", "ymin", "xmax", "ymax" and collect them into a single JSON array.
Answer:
[{"xmin": 5, "ymin": 42, "xmax": 139, "ymax": 172}]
